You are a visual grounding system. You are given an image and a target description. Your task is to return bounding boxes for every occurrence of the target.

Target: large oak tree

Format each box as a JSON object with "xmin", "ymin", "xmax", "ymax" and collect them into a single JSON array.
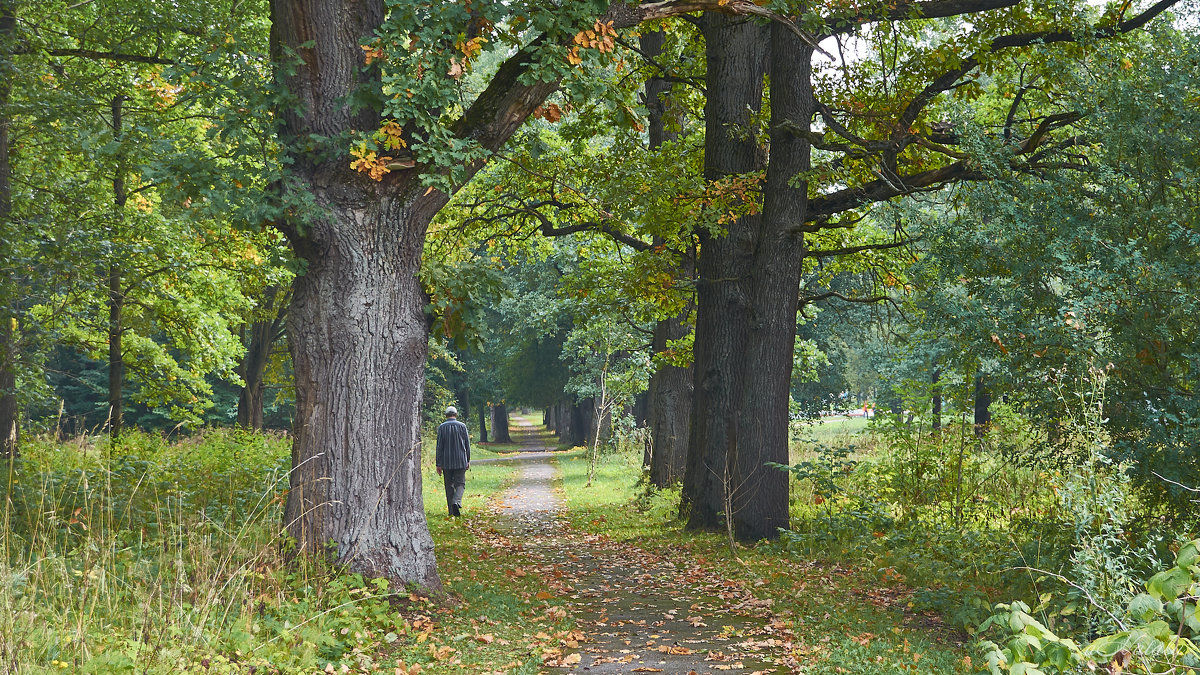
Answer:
[
  {"xmin": 268, "ymin": 0, "xmax": 1183, "ymax": 586},
  {"xmin": 681, "ymin": 0, "xmax": 1184, "ymax": 540},
  {"xmin": 268, "ymin": 0, "xmax": 789, "ymax": 587}
]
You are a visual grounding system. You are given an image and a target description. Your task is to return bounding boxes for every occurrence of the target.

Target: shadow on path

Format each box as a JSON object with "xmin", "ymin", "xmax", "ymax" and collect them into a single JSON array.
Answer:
[{"xmin": 488, "ymin": 416, "xmax": 795, "ymax": 674}]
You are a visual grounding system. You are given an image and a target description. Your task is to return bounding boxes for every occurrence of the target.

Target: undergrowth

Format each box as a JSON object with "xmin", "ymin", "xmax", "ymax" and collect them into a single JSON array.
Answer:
[
  {"xmin": 558, "ymin": 444, "xmax": 973, "ymax": 674},
  {"xmin": 1, "ymin": 428, "xmax": 570, "ymax": 673}
]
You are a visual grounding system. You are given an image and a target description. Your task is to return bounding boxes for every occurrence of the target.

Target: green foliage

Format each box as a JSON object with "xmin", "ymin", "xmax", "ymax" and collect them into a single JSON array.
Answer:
[
  {"xmin": 1, "ymin": 0, "xmax": 290, "ymax": 435},
  {"xmin": 771, "ymin": 439, "xmax": 857, "ymax": 525},
  {"xmin": 978, "ymin": 600, "xmax": 1084, "ymax": 675},
  {"xmin": 1, "ymin": 430, "xmax": 576, "ymax": 672},
  {"xmin": 899, "ymin": 21, "xmax": 1200, "ymax": 514},
  {"xmin": 981, "ymin": 539, "xmax": 1200, "ymax": 675}
]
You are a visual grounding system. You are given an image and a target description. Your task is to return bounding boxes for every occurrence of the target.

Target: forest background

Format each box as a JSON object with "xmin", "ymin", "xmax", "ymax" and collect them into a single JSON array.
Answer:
[{"xmin": 2, "ymin": 0, "xmax": 1200, "ymax": 672}]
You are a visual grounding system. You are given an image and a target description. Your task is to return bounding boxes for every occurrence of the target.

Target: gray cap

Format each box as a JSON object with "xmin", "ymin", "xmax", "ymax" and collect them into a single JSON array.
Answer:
[{"xmin": 445, "ymin": 406, "xmax": 458, "ymax": 416}]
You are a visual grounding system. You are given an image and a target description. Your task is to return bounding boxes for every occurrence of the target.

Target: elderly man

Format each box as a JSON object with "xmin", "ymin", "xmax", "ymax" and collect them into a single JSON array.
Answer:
[{"xmin": 435, "ymin": 406, "xmax": 471, "ymax": 516}]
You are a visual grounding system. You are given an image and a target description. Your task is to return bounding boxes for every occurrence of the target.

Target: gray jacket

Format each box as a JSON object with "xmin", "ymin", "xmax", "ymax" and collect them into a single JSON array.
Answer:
[{"xmin": 435, "ymin": 418, "xmax": 471, "ymax": 469}]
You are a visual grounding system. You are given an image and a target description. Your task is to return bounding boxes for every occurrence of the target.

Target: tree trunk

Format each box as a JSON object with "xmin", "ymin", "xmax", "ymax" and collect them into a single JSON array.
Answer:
[
  {"xmin": 237, "ymin": 285, "xmax": 287, "ymax": 430},
  {"xmin": 648, "ymin": 313, "xmax": 692, "ymax": 486},
  {"xmin": 272, "ymin": 0, "xmax": 442, "ymax": 589},
  {"xmin": 595, "ymin": 398, "xmax": 612, "ymax": 447},
  {"xmin": 284, "ymin": 193, "xmax": 440, "ymax": 588},
  {"xmin": 681, "ymin": 14, "xmax": 768, "ymax": 530},
  {"xmin": 451, "ymin": 362, "xmax": 470, "ymax": 427},
  {"xmin": 631, "ymin": 391, "xmax": 649, "ymax": 428},
  {"xmin": 479, "ymin": 405, "xmax": 489, "ymax": 443},
  {"xmin": 729, "ymin": 29, "xmax": 813, "ymax": 541},
  {"xmin": 546, "ymin": 404, "xmax": 556, "ymax": 432},
  {"xmin": 643, "ymin": 27, "xmax": 693, "ymax": 488},
  {"xmin": 269, "ymin": 0, "xmax": 677, "ymax": 588},
  {"xmin": 559, "ymin": 398, "xmax": 588, "ymax": 447},
  {"xmin": 974, "ymin": 375, "xmax": 991, "ymax": 437},
  {"xmin": 578, "ymin": 397, "xmax": 596, "ymax": 448},
  {"xmin": 108, "ymin": 94, "xmax": 126, "ymax": 438},
  {"xmin": 558, "ymin": 399, "xmax": 583, "ymax": 446},
  {"xmin": 0, "ymin": 318, "xmax": 15, "ymax": 459},
  {"xmin": 490, "ymin": 403, "xmax": 512, "ymax": 443},
  {"xmin": 931, "ymin": 366, "xmax": 942, "ymax": 431},
  {"xmin": 555, "ymin": 400, "xmax": 567, "ymax": 443},
  {"xmin": 0, "ymin": 4, "xmax": 17, "ymax": 459}
]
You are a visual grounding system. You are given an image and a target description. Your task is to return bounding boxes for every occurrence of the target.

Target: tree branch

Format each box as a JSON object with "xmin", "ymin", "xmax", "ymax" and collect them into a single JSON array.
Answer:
[
  {"xmin": 803, "ymin": 290, "xmax": 891, "ymax": 305},
  {"xmin": 823, "ymin": 0, "xmax": 1022, "ymax": 37},
  {"xmin": 891, "ymin": 0, "xmax": 1180, "ymax": 139},
  {"xmin": 614, "ymin": 35, "xmax": 706, "ymax": 92},
  {"xmin": 618, "ymin": 0, "xmax": 830, "ymax": 57},
  {"xmin": 41, "ymin": 48, "xmax": 176, "ymax": 65},
  {"xmin": 449, "ymin": 0, "xmax": 830, "ymax": 163},
  {"xmin": 807, "ymin": 239, "xmax": 917, "ymax": 258},
  {"xmin": 539, "ymin": 220, "xmax": 653, "ymax": 252},
  {"xmin": 805, "ymin": 159, "xmax": 985, "ymax": 221},
  {"xmin": 806, "ymin": 0, "xmax": 1178, "ymax": 220}
]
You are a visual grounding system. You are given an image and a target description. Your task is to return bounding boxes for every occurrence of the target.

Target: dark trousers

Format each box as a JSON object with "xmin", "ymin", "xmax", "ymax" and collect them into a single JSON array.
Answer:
[{"xmin": 442, "ymin": 467, "xmax": 467, "ymax": 516}]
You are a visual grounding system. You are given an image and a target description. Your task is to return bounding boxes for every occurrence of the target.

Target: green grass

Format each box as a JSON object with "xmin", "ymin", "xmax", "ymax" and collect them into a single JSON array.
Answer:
[
  {"xmin": 555, "ymin": 445, "xmax": 973, "ymax": 675},
  {"xmin": 0, "ymin": 430, "xmax": 574, "ymax": 674},
  {"xmin": 781, "ymin": 416, "xmax": 1077, "ymax": 632},
  {"xmin": 7, "ymin": 419, "xmax": 1056, "ymax": 674},
  {"xmin": 790, "ymin": 415, "xmax": 871, "ymax": 463}
]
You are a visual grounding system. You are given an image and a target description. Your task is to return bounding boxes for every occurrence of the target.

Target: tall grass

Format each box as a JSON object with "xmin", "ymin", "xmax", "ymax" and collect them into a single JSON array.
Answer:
[
  {"xmin": 0, "ymin": 429, "xmax": 407, "ymax": 673},
  {"xmin": 782, "ymin": 411, "xmax": 1074, "ymax": 629}
]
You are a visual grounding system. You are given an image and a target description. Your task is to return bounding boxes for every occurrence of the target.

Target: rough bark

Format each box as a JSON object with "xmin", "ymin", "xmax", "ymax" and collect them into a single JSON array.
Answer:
[
  {"xmin": 284, "ymin": 189, "xmax": 440, "ymax": 587},
  {"xmin": 273, "ymin": 0, "xmax": 443, "ymax": 589},
  {"xmin": 237, "ymin": 286, "xmax": 288, "ymax": 430},
  {"xmin": 0, "ymin": 1, "xmax": 16, "ymax": 459},
  {"xmin": 728, "ymin": 28, "xmax": 814, "ymax": 541},
  {"xmin": 108, "ymin": 94, "xmax": 126, "ymax": 438},
  {"xmin": 974, "ymin": 374, "xmax": 991, "ymax": 437},
  {"xmin": 269, "ymin": 0, "xmax": 797, "ymax": 589},
  {"xmin": 648, "ymin": 312, "xmax": 692, "ymax": 487},
  {"xmin": 490, "ymin": 403, "xmax": 512, "ymax": 443},
  {"xmin": 479, "ymin": 406, "xmax": 489, "ymax": 443},
  {"xmin": 681, "ymin": 14, "xmax": 768, "ymax": 530},
  {"xmin": 643, "ymin": 27, "xmax": 694, "ymax": 489}
]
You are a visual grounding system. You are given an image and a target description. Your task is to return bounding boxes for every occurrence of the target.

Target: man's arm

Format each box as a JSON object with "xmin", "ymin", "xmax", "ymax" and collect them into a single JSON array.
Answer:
[
  {"xmin": 435, "ymin": 424, "xmax": 444, "ymax": 475},
  {"xmin": 463, "ymin": 422, "xmax": 471, "ymax": 468}
]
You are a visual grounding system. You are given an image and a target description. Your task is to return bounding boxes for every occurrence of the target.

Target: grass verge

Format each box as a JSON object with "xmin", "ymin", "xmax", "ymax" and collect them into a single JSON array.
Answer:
[
  {"xmin": 0, "ymin": 430, "xmax": 575, "ymax": 674},
  {"xmin": 556, "ymin": 446, "xmax": 974, "ymax": 674}
]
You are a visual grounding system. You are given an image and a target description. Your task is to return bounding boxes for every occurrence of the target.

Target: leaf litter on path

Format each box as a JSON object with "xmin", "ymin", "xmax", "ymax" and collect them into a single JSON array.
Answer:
[{"xmin": 482, "ymin": 451, "xmax": 799, "ymax": 674}]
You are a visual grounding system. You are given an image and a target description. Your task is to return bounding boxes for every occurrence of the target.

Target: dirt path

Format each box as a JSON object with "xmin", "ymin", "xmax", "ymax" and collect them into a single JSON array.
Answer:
[{"xmin": 484, "ymin": 417, "xmax": 796, "ymax": 674}]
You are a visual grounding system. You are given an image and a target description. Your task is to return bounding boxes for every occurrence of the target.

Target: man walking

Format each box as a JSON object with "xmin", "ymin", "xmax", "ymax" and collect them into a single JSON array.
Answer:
[{"xmin": 435, "ymin": 406, "xmax": 471, "ymax": 516}]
